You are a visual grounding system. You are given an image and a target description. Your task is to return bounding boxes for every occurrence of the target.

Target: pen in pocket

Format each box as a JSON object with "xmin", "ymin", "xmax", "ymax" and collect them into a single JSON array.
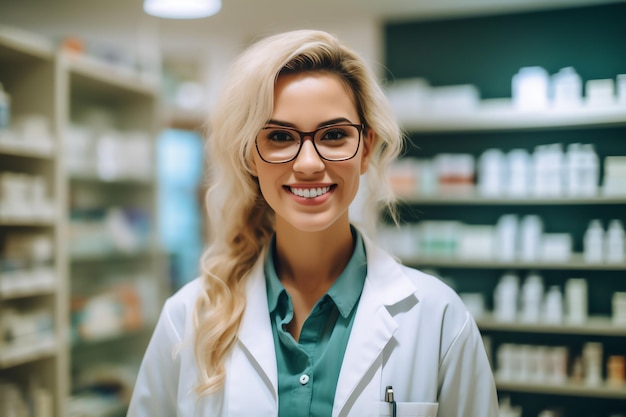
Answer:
[{"xmin": 385, "ymin": 385, "xmax": 397, "ymax": 417}]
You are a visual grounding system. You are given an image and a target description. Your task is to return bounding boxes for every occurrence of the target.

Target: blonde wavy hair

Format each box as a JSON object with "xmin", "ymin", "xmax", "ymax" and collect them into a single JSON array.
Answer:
[{"xmin": 194, "ymin": 29, "xmax": 403, "ymax": 395}]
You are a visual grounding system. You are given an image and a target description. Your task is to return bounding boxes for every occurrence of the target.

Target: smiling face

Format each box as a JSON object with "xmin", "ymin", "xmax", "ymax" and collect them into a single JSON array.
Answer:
[{"xmin": 252, "ymin": 71, "xmax": 373, "ymax": 234}]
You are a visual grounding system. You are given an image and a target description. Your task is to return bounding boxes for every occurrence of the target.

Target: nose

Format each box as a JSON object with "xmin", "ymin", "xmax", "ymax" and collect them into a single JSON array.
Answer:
[{"xmin": 292, "ymin": 137, "xmax": 325, "ymax": 174}]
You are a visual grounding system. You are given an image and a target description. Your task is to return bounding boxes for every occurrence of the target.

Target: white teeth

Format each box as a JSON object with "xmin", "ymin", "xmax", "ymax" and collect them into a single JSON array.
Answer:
[{"xmin": 289, "ymin": 186, "xmax": 331, "ymax": 198}]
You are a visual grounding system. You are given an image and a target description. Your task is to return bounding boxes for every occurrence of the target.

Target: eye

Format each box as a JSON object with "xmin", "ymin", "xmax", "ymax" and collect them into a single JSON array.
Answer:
[
  {"xmin": 320, "ymin": 127, "xmax": 348, "ymax": 141},
  {"xmin": 266, "ymin": 129, "xmax": 297, "ymax": 143}
]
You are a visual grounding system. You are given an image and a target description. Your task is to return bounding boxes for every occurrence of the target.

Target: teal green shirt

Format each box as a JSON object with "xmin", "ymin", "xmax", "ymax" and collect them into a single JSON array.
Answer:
[{"xmin": 265, "ymin": 227, "xmax": 367, "ymax": 417}]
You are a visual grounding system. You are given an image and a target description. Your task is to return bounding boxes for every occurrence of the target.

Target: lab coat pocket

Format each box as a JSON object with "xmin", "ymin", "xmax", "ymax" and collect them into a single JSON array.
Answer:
[{"xmin": 378, "ymin": 401, "xmax": 439, "ymax": 417}]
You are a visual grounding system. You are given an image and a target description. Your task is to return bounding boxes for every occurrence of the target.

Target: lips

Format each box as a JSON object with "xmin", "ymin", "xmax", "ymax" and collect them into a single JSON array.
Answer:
[{"xmin": 287, "ymin": 185, "xmax": 332, "ymax": 198}]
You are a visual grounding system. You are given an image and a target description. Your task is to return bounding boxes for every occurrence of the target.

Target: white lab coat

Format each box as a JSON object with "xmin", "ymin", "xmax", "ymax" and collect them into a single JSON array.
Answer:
[{"xmin": 128, "ymin": 237, "xmax": 499, "ymax": 417}]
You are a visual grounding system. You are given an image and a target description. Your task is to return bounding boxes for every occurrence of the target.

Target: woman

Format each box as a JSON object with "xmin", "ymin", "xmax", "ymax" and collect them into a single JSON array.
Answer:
[{"xmin": 128, "ymin": 29, "xmax": 498, "ymax": 417}]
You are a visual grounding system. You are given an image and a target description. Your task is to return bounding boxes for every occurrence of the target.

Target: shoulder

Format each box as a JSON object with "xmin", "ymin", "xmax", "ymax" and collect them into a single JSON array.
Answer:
[
  {"xmin": 366, "ymin": 239, "xmax": 465, "ymax": 310},
  {"xmin": 166, "ymin": 277, "xmax": 204, "ymax": 309},
  {"xmin": 400, "ymin": 263, "xmax": 464, "ymax": 308},
  {"xmin": 158, "ymin": 278, "xmax": 204, "ymax": 337},
  {"xmin": 367, "ymin": 244, "xmax": 472, "ymax": 341}
]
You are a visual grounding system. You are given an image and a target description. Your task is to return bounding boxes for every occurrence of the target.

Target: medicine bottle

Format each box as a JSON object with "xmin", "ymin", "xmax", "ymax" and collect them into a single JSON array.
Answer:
[
  {"xmin": 606, "ymin": 219, "xmax": 625, "ymax": 263},
  {"xmin": 0, "ymin": 82, "xmax": 11, "ymax": 130},
  {"xmin": 584, "ymin": 219, "xmax": 604, "ymax": 263}
]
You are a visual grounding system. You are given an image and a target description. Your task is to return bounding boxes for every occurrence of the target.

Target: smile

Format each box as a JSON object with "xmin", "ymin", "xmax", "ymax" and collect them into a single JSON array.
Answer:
[{"xmin": 288, "ymin": 186, "xmax": 332, "ymax": 198}]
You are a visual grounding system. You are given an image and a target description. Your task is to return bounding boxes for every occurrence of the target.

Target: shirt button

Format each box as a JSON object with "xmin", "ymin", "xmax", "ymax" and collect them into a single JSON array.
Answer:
[{"xmin": 299, "ymin": 374, "xmax": 310, "ymax": 385}]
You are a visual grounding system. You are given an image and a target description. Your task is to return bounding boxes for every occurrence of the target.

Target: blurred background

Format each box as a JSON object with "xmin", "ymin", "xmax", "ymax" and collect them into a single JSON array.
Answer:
[{"xmin": 0, "ymin": 0, "xmax": 625, "ymax": 416}]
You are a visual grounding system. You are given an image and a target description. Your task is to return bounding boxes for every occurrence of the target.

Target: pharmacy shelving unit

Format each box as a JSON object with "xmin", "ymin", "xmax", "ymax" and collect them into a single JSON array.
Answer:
[
  {"xmin": 0, "ymin": 28, "xmax": 68, "ymax": 417},
  {"xmin": 390, "ymin": 105, "xmax": 626, "ymax": 415},
  {"xmin": 383, "ymin": 4, "xmax": 626, "ymax": 414},
  {"xmin": 57, "ymin": 51, "xmax": 166, "ymax": 416}
]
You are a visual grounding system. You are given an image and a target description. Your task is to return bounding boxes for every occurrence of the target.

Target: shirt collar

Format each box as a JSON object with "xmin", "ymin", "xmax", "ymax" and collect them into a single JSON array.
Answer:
[{"xmin": 265, "ymin": 226, "xmax": 367, "ymax": 318}]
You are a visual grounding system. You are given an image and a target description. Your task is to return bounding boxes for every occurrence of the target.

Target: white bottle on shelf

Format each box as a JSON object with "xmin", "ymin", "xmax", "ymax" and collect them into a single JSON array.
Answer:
[
  {"xmin": 582, "ymin": 342, "xmax": 603, "ymax": 387},
  {"xmin": 579, "ymin": 144, "xmax": 600, "ymax": 196},
  {"xmin": 547, "ymin": 143, "xmax": 564, "ymax": 197},
  {"xmin": 565, "ymin": 143, "xmax": 583, "ymax": 197},
  {"xmin": 532, "ymin": 144, "xmax": 565, "ymax": 197},
  {"xmin": 478, "ymin": 148, "xmax": 506, "ymax": 197},
  {"xmin": 494, "ymin": 273, "xmax": 520, "ymax": 322},
  {"xmin": 543, "ymin": 285, "xmax": 564, "ymax": 324},
  {"xmin": 532, "ymin": 144, "xmax": 548, "ymax": 197},
  {"xmin": 520, "ymin": 273, "xmax": 544, "ymax": 323},
  {"xmin": 584, "ymin": 219, "xmax": 605, "ymax": 263},
  {"xmin": 618, "ymin": 74, "xmax": 626, "ymax": 105},
  {"xmin": 495, "ymin": 214, "xmax": 519, "ymax": 262},
  {"xmin": 507, "ymin": 149, "xmax": 531, "ymax": 197},
  {"xmin": 551, "ymin": 67, "xmax": 583, "ymax": 109},
  {"xmin": 565, "ymin": 278, "xmax": 588, "ymax": 324},
  {"xmin": 0, "ymin": 82, "xmax": 11, "ymax": 130},
  {"xmin": 519, "ymin": 215, "xmax": 543, "ymax": 262},
  {"xmin": 512, "ymin": 66, "xmax": 550, "ymax": 111},
  {"xmin": 605, "ymin": 219, "xmax": 625, "ymax": 264}
]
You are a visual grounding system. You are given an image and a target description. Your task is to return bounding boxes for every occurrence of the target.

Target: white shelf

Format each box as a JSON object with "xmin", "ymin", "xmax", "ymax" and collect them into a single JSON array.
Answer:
[
  {"xmin": 401, "ymin": 254, "xmax": 626, "ymax": 271},
  {"xmin": 0, "ymin": 336, "xmax": 57, "ymax": 369},
  {"xmin": 2, "ymin": 26, "xmax": 162, "ymax": 417},
  {"xmin": 61, "ymin": 52, "xmax": 158, "ymax": 99},
  {"xmin": 401, "ymin": 102, "xmax": 626, "ymax": 133},
  {"xmin": 0, "ymin": 25, "xmax": 54, "ymax": 61},
  {"xmin": 72, "ymin": 325, "xmax": 155, "ymax": 349},
  {"xmin": 1, "ymin": 27, "xmax": 67, "ymax": 417},
  {"xmin": 0, "ymin": 217, "xmax": 56, "ymax": 226},
  {"xmin": 59, "ymin": 37, "xmax": 164, "ymax": 413},
  {"xmin": 69, "ymin": 175, "xmax": 154, "ymax": 186},
  {"xmin": 70, "ymin": 250, "xmax": 156, "ymax": 264},
  {"xmin": 399, "ymin": 192, "xmax": 626, "ymax": 206},
  {"xmin": 477, "ymin": 315, "xmax": 626, "ymax": 336},
  {"xmin": 0, "ymin": 282, "xmax": 56, "ymax": 300},
  {"xmin": 496, "ymin": 379, "xmax": 626, "ymax": 399},
  {"xmin": 0, "ymin": 141, "xmax": 54, "ymax": 158}
]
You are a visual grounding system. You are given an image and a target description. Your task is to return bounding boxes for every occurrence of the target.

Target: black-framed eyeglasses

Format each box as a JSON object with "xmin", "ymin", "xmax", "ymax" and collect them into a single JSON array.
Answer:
[{"xmin": 255, "ymin": 123, "xmax": 364, "ymax": 164}]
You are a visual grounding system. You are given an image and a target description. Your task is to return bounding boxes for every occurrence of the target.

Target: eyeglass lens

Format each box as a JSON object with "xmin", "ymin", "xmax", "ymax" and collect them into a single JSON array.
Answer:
[{"xmin": 256, "ymin": 124, "xmax": 361, "ymax": 163}]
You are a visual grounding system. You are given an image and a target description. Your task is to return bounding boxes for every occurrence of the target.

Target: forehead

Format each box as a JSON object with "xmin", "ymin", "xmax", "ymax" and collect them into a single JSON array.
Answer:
[{"xmin": 272, "ymin": 71, "xmax": 359, "ymax": 125}]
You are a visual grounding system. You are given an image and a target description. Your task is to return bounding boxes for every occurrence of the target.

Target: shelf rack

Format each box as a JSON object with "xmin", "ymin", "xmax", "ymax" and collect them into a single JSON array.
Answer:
[
  {"xmin": 0, "ymin": 25, "xmax": 67, "ymax": 417},
  {"xmin": 1, "ymin": 25, "xmax": 166, "ymax": 417},
  {"xmin": 393, "ymin": 84, "xmax": 626, "ymax": 409}
]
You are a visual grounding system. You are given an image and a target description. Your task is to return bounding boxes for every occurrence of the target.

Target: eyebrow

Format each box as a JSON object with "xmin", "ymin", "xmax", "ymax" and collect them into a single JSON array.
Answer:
[{"xmin": 265, "ymin": 117, "xmax": 354, "ymax": 129}]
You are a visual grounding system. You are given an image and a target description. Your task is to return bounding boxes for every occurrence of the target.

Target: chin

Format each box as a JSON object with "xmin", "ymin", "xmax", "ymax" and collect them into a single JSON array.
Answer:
[{"xmin": 281, "ymin": 212, "xmax": 347, "ymax": 234}]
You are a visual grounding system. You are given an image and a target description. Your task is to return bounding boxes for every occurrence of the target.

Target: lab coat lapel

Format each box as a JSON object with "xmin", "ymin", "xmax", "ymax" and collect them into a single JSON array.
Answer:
[
  {"xmin": 233, "ymin": 255, "xmax": 278, "ymax": 401},
  {"xmin": 332, "ymin": 241, "xmax": 417, "ymax": 417}
]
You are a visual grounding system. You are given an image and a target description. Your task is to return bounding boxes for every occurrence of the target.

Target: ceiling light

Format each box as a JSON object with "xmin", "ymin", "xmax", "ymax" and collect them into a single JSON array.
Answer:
[{"xmin": 143, "ymin": 0, "xmax": 222, "ymax": 19}]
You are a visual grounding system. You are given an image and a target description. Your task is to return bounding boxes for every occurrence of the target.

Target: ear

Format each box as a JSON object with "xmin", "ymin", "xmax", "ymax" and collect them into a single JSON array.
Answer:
[
  {"xmin": 248, "ymin": 155, "xmax": 259, "ymax": 177},
  {"xmin": 359, "ymin": 128, "xmax": 375, "ymax": 174}
]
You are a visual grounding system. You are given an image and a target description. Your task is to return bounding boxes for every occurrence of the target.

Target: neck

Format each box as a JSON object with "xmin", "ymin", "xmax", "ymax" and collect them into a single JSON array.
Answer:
[{"xmin": 274, "ymin": 219, "xmax": 354, "ymax": 294}]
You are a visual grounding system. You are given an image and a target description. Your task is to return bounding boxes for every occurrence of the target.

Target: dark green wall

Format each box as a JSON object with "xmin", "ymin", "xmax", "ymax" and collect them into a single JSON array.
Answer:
[{"xmin": 384, "ymin": 3, "xmax": 626, "ymax": 98}]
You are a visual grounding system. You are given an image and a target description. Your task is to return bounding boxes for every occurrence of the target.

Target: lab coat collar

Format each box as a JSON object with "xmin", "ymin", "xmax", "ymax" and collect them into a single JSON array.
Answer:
[
  {"xmin": 237, "ymin": 249, "xmax": 279, "ymax": 396},
  {"xmin": 236, "ymin": 234, "xmax": 418, "ymax": 416},
  {"xmin": 332, "ymin": 234, "xmax": 418, "ymax": 416}
]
